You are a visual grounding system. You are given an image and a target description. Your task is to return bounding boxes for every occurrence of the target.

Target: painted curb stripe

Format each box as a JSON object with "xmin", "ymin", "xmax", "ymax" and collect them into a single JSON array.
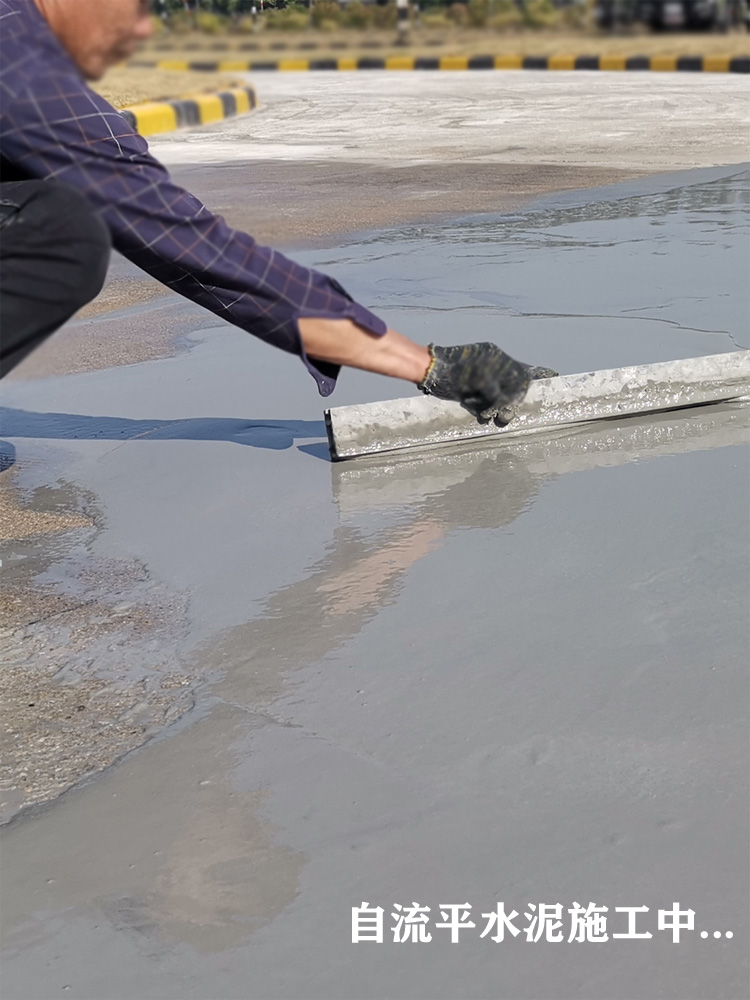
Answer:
[
  {"xmin": 123, "ymin": 86, "xmax": 256, "ymax": 136},
  {"xmin": 599, "ymin": 54, "xmax": 626, "ymax": 70},
  {"xmin": 440, "ymin": 55, "xmax": 469, "ymax": 70},
  {"xmin": 192, "ymin": 92, "xmax": 226, "ymax": 123},
  {"xmin": 218, "ymin": 91, "xmax": 237, "ymax": 117},
  {"xmin": 129, "ymin": 55, "xmax": 750, "ymax": 74},
  {"xmin": 651, "ymin": 54, "xmax": 678, "ymax": 71},
  {"xmin": 278, "ymin": 59, "xmax": 309, "ymax": 71},
  {"xmin": 495, "ymin": 54, "xmax": 523, "ymax": 69},
  {"xmin": 676, "ymin": 55, "xmax": 703, "ymax": 71},
  {"xmin": 171, "ymin": 99, "xmax": 201, "ymax": 127},
  {"xmin": 385, "ymin": 56, "xmax": 414, "ymax": 70},
  {"xmin": 575, "ymin": 55, "xmax": 600, "ymax": 70},
  {"xmin": 414, "ymin": 57, "xmax": 439, "ymax": 69},
  {"xmin": 218, "ymin": 60, "xmax": 250, "ymax": 72},
  {"xmin": 704, "ymin": 54, "xmax": 731, "ymax": 71},
  {"xmin": 468, "ymin": 54, "xmax": 494, "ymax": 69},
  {"xmin": 548, "ymin": 54, "xmax": 576, "ymax": 70}
]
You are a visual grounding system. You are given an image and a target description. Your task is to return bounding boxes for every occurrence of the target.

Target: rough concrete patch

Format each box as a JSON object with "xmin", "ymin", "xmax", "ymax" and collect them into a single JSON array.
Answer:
[
  {"xmin": 76, "ymin": 274, "xmax": 169, "ymax": 320},
  {"xmin": 0, "ymin": 657, "xmax": 194, "ymax": 824},
  {"xmin": 4, "ymin": 296, "xmax": 205, "ymax": 382},
  {"xmin": 0, "ymin": 468, "xmax": 92, "ymax": 542},
  {"xmin": 0, "ymin": 573, "xmax": 196, "ymax": 824},
  {"xmin": 0, "ymin": 477, "xmax": 196, "ymax": 825}
]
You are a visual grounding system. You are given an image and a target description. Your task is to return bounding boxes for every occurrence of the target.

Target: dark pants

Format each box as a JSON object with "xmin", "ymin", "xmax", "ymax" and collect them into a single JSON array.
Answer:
[{"xmin": 0, "ymin": 180, "xmax": 111, "ymax": 377}]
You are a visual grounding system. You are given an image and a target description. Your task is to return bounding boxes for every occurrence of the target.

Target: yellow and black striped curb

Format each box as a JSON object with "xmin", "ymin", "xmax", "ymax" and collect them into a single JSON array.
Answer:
[
  {"xmin": 121, "ymin": 85, "xmax": 256, "ymax": 137},
  {"xmin": 130, "ymin": 53, "xmax": 750, "ymax": 73}
]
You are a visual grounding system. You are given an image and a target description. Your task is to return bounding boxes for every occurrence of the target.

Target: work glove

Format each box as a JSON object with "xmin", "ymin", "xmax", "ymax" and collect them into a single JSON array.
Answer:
[{"xmin": 417, "ymin": 342, "xmax": 558, "ymax": 424}]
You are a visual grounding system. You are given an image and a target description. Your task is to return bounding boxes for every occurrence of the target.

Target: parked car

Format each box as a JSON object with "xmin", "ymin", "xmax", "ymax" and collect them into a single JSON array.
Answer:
[{"xmin": 595, "ymin": 0, "xmax": 749, "ymax": 30}]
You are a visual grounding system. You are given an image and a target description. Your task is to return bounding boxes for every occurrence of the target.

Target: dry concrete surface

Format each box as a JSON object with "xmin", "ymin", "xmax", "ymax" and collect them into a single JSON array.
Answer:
[
  {"xmin": 0, "ymin": 73, "xmax": 748, "ymax": 1000},
  {"xmin": 149, "ymin": 71, "xmax": 750, "ymax": 172}
]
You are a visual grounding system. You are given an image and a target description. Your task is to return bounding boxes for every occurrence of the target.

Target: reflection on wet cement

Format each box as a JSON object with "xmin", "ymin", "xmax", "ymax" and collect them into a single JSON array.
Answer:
[
  {"xmin": 333, "ymin": 400, "xmax": 750, "ymax": 515},
  {"xmin": 1, "ymin": 703, "xmax": 304, "ymax": 957},
  {"xmin": 207, "ymin": 400, "xmax": 750, "ymax": 709},
  {"xmin": 2, "ymin": 401, "xmax": 746, "ymax": 970}
]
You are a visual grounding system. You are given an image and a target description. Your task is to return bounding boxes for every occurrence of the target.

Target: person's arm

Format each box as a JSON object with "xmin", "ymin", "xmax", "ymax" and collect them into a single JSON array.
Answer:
[
  {"xmin": 2, "ymin": 69, "xmax": 396, "ymax": 394},
  {"xmin": 3, "ymin": 67, "xmax": 552, "ymax": 416},
  {"xmin": 298, "ymin": 318, "xmax": 430, "ymax": 383}
]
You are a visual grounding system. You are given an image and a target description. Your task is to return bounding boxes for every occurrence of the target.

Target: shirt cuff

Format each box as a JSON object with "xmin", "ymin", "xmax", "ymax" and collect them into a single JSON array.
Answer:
[{"xmin": 296, "ymin": 299, "xmax": 388, "ymax": 397}]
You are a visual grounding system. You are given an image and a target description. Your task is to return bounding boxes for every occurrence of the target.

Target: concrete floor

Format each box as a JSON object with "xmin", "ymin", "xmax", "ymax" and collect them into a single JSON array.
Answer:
[
  {"xmin": 150, "ymin": 71, "xmax": 750, "ymax": 171},
  {"xmin": 1, "ymin": 75, "xmax": 749, "ymax": 1000}
]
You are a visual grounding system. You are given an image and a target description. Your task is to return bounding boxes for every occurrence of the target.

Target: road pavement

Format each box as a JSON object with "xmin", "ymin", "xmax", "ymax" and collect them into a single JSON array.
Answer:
[{"xmin": 150, "ymin": 71, "xmax": 750, "ymax": 171}]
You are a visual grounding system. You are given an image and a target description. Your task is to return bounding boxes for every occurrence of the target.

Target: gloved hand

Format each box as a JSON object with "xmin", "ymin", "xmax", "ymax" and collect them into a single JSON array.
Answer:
[{"xmin": 417, "ymin": 342, "xmax": 558, "ymax": 424}]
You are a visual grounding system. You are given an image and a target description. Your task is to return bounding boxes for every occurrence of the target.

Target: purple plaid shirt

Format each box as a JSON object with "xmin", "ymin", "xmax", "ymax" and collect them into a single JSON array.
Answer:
[{"xmin": 0, "ymin": 0, "xmax": 386, "ymax": 394}]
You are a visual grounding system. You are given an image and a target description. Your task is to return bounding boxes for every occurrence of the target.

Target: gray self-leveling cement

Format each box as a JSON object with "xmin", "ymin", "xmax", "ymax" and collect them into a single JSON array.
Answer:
[{"xmin": 1, "ymin": 166, "xmax": 747, "ymax": 1000}]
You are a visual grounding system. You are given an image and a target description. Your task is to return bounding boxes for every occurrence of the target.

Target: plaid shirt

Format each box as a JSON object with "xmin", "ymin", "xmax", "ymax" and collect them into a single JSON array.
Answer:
[{"xmin": 0, "ymin": 0, "xmax": 386, "ymax": 394}]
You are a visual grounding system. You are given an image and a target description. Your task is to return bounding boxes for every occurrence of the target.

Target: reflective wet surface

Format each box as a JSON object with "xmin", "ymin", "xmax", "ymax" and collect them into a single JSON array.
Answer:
[
  {"xmin": 294, "ymin": 163, "xmax": 749, "ymax": 380},
  {"xmin": 1, "ymin": 165, "xmax": 748, "ymax": 999}
]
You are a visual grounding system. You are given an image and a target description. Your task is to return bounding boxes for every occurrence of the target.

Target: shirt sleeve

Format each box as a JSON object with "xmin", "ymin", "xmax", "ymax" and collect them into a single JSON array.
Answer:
[{"xmin": 1, "ymin": 70, "xmax": 387, "ymax": 395}]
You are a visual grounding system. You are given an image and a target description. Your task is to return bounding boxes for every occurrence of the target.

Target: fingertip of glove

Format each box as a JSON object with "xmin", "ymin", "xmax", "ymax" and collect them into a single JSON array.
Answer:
[{"xmin": 528, "ymin": 365, "xmax": 559, "ymax": 380}]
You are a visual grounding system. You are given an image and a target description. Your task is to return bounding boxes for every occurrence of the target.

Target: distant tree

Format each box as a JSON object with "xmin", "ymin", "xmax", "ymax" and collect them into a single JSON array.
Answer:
[
  {"xmin": 208, "ymin": 0, "xmax": 237, "ymax": 14},
  {"xmin": 150, "ymin": 0, "xmax": 192, "ymax": 13},
  {"xmin": 151, "ymin": 0, "xmax": 263, "ymax": 13}
]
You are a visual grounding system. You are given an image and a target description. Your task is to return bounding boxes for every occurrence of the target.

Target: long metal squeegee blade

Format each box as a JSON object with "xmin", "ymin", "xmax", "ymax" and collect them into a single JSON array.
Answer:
[{"xmin": 325, "ymin": 350, "xmax": 750, "ymax": 461}]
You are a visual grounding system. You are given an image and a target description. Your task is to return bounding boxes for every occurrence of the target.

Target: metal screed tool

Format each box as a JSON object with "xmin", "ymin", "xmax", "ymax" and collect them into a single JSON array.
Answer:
[{"xmin": 324, "ymin": 351, "xmax": 750, "ymax": 461}]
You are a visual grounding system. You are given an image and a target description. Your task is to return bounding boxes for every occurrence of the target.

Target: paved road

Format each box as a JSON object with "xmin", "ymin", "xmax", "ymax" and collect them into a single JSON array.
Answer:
[{"xmin": 151, "ymin": 71, "xmax": 750, "ymax": 171}]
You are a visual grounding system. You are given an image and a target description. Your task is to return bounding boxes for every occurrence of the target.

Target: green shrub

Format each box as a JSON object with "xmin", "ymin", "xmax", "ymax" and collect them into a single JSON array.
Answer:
[
  {"xmin": 311, "ymin": 0, "xmax": 342, "ymax": 27},
  {"xmin": 488, "ymin": 0, "xmax": 523, "ymax": 29},
  {"xmin": 372, "ymin": 1, "xmax": 398, "ymax": 29},
  {"xmin": 522, "ymin": 0, "xmax": 560, "ymax": 28},
  {"xmin": 467, "ymin": 0, "xmax": 490, "ymax": 26},
  {"xmin": 420, "ymin": 11, "xmax": 450, "ymax": 27},
  {"xmin": 167, "ymin": 10, "xmax": 193, "ymax": 33},
  {"xmin": 341, "ymin": 0, "xmax": 373, "ymax": 28},
  {"xmin": 194, "ymin": 10, "xmax": 228, "ymax": 33},
  {"xmin": 560, "ymin": 1, "xmax": 590, "ymax": 28},
  {"xmin": 446, "ymin": 2, "xmax": 468, "ymax": 24},
  {"xmin": 265, "ymin": 6, "xmax": 310, "ymax": 30}
]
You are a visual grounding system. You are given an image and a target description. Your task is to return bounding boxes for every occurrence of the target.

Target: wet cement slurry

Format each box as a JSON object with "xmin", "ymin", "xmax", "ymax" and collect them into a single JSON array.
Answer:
[{"xmin": 1, "ymin": 165, "xmax": 749, "ymax": 999}]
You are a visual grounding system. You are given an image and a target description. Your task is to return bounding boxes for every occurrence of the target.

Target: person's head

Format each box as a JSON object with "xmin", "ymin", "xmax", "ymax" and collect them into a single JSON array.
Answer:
[{"xmin": 34, "ymin": 0, "xmax": 153, "ymax": 80}]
